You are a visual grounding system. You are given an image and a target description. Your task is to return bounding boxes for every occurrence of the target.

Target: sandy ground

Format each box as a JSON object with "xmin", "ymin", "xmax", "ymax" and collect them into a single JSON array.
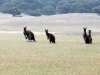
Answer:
[{"xmin": 0, "ymin": 13, "xmax": 100, "ymax": 35}]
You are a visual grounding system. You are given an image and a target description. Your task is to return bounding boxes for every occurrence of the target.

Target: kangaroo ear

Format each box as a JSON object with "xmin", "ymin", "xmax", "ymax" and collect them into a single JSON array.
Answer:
[{"xmin": 45, "ymin": 29, "xmax": 47, "ymax": 31}]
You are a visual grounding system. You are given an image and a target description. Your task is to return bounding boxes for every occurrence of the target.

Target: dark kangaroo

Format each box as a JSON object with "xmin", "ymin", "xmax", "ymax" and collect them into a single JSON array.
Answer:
[
  {"xmin": 23, "ymin": 27, "xmax": 36, "ymax": 42},
  {"xmin": 88, "ymin": 30, "xmax": 92, "ymax": 44},
  {"xmin": 45, "ymin": 29, "xmax": 55, "ymax": 43},
  {"xmin": 82, "ymin": 27, "xmax": 89, "ymax": 44}
]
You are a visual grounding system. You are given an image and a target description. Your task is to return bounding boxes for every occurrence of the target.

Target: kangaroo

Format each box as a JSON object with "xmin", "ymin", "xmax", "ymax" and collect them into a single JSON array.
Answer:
[
  {"xmin": 45, "ymin": 29, "xmax": 55, "ymax": 43},
  {"xmin": 23, "ymin": 27, "xmax": 36, "ymax": 42}
]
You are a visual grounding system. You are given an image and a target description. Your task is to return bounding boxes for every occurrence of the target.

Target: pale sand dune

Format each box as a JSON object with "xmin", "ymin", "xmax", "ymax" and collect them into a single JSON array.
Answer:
[{"xmin": 0, "ymin": 13, "xmax": 100, "ymax": 35}]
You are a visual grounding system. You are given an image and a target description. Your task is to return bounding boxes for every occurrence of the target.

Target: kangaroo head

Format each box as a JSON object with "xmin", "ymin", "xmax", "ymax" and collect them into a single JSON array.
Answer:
[
  {"xmin": 45, "ymin": 29, "xmax": 48, "ymax": 34},
  {"xmin": 23, "ymin": 27, "xmax": 27, "ymax": 31},
  {"xmin": 88, "ymin": 30, "xmax": 91, "ymax": 34},
  {"xmin": 83, "ymin": 27, "xmax": 87, "ymax": 32}
]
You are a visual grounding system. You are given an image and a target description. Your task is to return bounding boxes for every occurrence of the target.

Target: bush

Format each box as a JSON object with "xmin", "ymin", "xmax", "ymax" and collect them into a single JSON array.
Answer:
[
  {"xmin": 28, "ymin": 9, "xmax": 41, "ymax": 16},
  {"xmin": 42, "ymin": 5, "xmax": 56, "ymax": 15}
]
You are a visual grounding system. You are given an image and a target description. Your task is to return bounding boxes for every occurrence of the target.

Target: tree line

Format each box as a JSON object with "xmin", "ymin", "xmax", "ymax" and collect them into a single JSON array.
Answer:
[{"xmin": 0, "ymin": 0, "xmax": 100, "ymax": 16}]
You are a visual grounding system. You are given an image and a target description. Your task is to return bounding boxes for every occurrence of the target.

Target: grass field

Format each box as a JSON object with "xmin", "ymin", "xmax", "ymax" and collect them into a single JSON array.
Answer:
[
  {"xmin": 0, "ymin": 13, "xmax": 100, "ymax": 75},
  {"xmin": 0, "ymin": 33, "xmax": 100, "ymax": 75}
]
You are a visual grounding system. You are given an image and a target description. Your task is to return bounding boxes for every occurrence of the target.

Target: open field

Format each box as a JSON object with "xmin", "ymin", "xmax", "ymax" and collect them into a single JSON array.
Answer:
[
  {"xmin": 0, "ymin": 33, "xmax": 100, "ymax": 75},
  {"xmin": 0, "ymin": 13, "xmax": 100, "ymax": 35},
  {"xmin": 0, "ymin": 13, "xmax": 100, "ymax": 75}
]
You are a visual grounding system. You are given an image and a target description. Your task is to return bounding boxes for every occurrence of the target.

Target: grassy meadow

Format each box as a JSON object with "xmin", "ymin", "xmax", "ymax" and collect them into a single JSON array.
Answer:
[
  {"xmin": 0, "ymin": 33, "xmax": 100, "ymax": 75},
  {"xmin": 0, "ymin": 13, "xmax": 100, "ymax": 75}
]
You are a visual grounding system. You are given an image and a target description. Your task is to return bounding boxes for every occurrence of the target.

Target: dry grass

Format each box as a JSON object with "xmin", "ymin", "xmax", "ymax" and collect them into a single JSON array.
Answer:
[
  {"xmin": 0, "ymin": 33, "xmax": 100, "ymax": 75},
  {"xmin": 0, "ymin": 13, "xmax": 100, "ymax": 75}
]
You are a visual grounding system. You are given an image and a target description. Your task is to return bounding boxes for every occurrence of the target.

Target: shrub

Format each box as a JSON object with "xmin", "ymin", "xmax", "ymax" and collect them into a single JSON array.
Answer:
[
  {"xmin": 28, "ymin": 9, "xmax": 41, "ymax": 16},
  {"xmin": 42, "ymin": 5, "xmax": 56, "ymax": 15}
]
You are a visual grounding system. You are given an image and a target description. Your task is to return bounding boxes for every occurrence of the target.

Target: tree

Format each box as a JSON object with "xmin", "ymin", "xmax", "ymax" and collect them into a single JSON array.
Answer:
[
  {"xmin": 57, "ymin": 1, "xmax": 70, "ymax": 14},
  {"xmin": 42, "ymin": 5, "xmax": 56, "ymax": 15},
  {"xmin": 70, "ymin": 2, "xmax": 92, "ymax": 13},
  {"xmin": 24, "ymin": 0, "xmax": 33, "ymax": 3},
  {"xmin": 19, "ymin": 2, "xmax": 31, "ymax": 13},
  {"xmin": 92, "ymin": 6, "xmax": 100, "ymax": 14},
  {"xmin": 9, "ymin": 7, "xmax": 21, "ymax": 17},
  {"xmin": 0, "ymin": 2, "xmax": 17, "ymax": 13},
  {"xmin": 30, "ymin": 0, "xmax": 44, "ymax": 10},
  {"xmin": 28, "ymin": 9, "xmax": 41, "ymax": 16},
  {"xmin": 46, "ymin": 1, "xmax": 56, "ymax": 8},
  {"xmin": 75, "ymin": 3, "xmax": 92, "ymax": 13},
  {"xmin": 0, "ymin": 0, "xmax": 100, "ymax": 15},
  {"xmin": 88, "ymin": 0, "xmax": 100, "ymax": 8},
  {"xmin": 0, "ymin": 0, "xmax": 3, "ymax": 5}
]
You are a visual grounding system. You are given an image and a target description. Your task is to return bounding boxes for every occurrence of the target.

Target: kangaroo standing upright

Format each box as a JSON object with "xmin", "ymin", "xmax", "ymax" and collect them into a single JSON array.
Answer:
[
  {"xmin": 45, "ymin": 29, "xmax": 55, "ymax": 43},
  {"xmin": 88, "ymin": 30, "xmax": 92, "ymax": 44},
  {"xmin": 23, "ymin": 27, "xmax": 36, "ymax": 42},
  {"xmin": 82, "ymin": 27, "xmax": 89, "ymax": 44}
]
